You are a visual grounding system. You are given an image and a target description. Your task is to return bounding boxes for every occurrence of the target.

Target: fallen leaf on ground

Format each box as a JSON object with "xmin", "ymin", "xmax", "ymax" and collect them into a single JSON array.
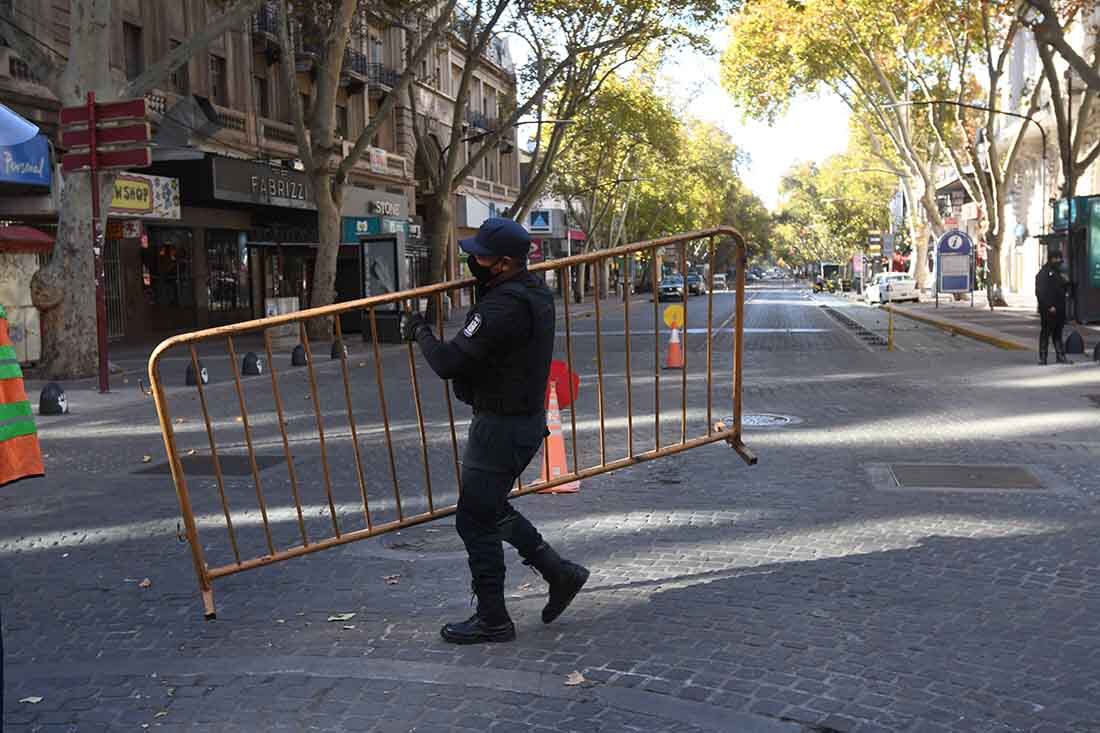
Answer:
[
  {"xmin": 139, "ymin": 578, "xmax": 152, "ymax": 588},
  {"xmin": 342, "ymin": 625, "xmax": 356, "ymax": 630},
  {"xmin": 19, "ymin": 697, "xmax": 43, "ymax": 704},
  {"xmin": 564, "ymin": 671, "xmax": 586, "ymax": 687},
  {"xmin": 327, "ymin": 613, "xmax": 356, "ymax": 622},
  {"xmin": 61, "ymin": 553, "xmax": 69, "ymax": 558},
  {"xmin": 384, "ymin": 574, "xmax": 401, "ymax": 585},
  {"xmin": 275, "ymin": 619, "xmax": 286, "ymax": 624},
  {"xmin": 154, "ymin": 711, "xmax": 168, "ymax": 718},
  {"xmin": 141, "ymin": 455, "xmax": 152, "ymax": 463}
]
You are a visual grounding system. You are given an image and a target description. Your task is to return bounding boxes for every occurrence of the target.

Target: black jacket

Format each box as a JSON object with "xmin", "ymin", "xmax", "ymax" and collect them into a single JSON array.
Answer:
[{"xmin": 1035, "ymin": 263, "xmax": 1068, "ymax": 311}]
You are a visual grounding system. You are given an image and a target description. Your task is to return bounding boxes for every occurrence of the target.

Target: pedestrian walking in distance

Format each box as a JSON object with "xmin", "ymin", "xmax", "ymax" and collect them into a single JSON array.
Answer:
[
  {"xmin": 1035, "ymin": 249, "xmax": 1071, "ymax": 365},
  {"xmin": 401, "ymin": 217, "xmax": 589, "ymax": 644}
]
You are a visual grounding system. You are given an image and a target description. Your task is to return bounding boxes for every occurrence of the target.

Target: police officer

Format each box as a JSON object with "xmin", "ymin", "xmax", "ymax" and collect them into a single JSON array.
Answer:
[
  {"xmin": 1035, "ymin": 248, "xmax": 1070, "ymax": 365},
  {"xmin": 401, "ymin": 217, "xmax": 589, "ymax": 644}
]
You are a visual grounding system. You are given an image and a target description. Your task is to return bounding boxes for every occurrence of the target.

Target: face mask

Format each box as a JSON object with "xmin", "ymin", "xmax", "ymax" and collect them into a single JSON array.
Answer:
[{"xmin": 467, "ymin": 254, "xmax": 500, "ymax": 284}]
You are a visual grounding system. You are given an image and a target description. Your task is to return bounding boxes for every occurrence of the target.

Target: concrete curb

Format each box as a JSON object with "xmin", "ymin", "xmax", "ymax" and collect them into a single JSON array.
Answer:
[{"xmin": 882, "ymin": 304, "xmax": 1030, "ymax": 351}]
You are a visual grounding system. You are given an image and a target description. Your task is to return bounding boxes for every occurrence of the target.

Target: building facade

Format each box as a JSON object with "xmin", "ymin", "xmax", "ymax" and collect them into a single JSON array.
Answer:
[{"xmin": 0, "ymin": 0, "xmax": 520, "ymax": 345}]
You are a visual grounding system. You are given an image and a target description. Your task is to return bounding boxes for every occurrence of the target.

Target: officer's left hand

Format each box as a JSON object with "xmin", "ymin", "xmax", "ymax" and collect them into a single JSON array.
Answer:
[{"xmin": 400, "ymin": 311, "xmax": 429, "ymax": 342}]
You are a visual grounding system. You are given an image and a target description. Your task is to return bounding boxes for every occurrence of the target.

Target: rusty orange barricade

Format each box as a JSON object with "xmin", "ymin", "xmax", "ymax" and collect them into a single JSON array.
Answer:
[{"xmin": 148, "ymin": 227, "xmax": 756, "ymax": 618}]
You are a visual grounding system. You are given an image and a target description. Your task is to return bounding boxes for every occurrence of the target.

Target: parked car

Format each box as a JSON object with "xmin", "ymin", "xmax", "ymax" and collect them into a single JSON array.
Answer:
[
  {"xmin": 864, "ymin": 272, "xmax": 919, "ymax": 304},
  {"xmin": 712, "ymin": 273, "xmax": 728, "ymax": 291},
  {"xmin": 686, "ymin": 273, "xmax": 707, "ymax": 295},
  {"xmin": 658, "ymin": 275, "xmax": 685, "ymax": 301}
]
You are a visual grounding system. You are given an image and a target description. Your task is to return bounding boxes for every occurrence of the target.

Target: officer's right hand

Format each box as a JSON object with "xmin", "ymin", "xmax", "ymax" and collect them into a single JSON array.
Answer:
[{"xmin": 400, "ymin": 311, "xmax": 429, "ymax": 342}]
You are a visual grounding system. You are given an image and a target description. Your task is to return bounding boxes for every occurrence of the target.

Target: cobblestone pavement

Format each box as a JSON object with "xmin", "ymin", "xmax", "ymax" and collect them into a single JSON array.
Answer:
[{"xmin": 5, "ymin": 283, "xmax": 1100, "ymax": 732}]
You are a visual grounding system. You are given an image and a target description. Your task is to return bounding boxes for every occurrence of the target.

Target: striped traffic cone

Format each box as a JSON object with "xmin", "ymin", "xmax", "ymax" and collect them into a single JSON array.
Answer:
[
  {"xmin": 664, "ymin": 326, "xmax": 684, "ymax": 369},
  {"xmin": 538, "ymin": 380, "xmax": 580, "ymax": 494}
]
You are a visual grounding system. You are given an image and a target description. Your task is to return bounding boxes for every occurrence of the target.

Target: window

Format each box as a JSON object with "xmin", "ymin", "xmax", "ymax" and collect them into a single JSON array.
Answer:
[
  {"xmin": 143, "ymin": 228, "xmax": 193, "ymax": 307},
  {"xmin": 369, "ymin": 35, "xmax": 383, "ymax": 63},
  {"xmin": 253, "ymin": 75, "xmax": 269, "ymax": 118},
  {"xmin": 123, "ymin": 22, "xmax": 144, "ymax": 81},
  {"xmin": 206, "ymin": 230, "xmax": 250, "ymax": 313},
  {"xmin": 168, "ymin": 41, "xmax": 189, "ymax": 95},
  {"xmin": 209, "ymin": 54, "xmax": 228, "ymax": 106},
  {"xmin": 335, "ymin": 105, "xmax": 348, "ymax": 139}
]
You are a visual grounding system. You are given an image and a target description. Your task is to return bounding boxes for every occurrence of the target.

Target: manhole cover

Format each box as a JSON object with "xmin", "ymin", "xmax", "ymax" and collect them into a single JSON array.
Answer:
[
  {"xmin": 381, "ymin": 524, "xmax": 463, "ymax": 554},
  {"xmin": 889, "ymin": 464, "xmax": 1043, "ymax": 490},
  {"xmin": 724, "ymin": 414, "xmax": 796, "ymax": 427},
  {"xmin": 134, "ymin": 454, "xmax": 286, "ymax": 476}
]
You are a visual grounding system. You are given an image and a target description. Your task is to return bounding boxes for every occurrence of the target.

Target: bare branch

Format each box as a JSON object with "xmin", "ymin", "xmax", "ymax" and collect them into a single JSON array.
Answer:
[
  {"xmin": 125, "ymin": 0, "xmax": 266, "ymax": 98},
  {"xmin": 277, "ymin": 0, "xmax": 315, "ymax": 172}
]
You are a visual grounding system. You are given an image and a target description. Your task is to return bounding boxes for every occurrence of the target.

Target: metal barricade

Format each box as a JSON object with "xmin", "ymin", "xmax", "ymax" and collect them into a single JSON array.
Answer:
[{"xmin": 148, "ymin": 227, "xmax": 756, "ymax": 618}]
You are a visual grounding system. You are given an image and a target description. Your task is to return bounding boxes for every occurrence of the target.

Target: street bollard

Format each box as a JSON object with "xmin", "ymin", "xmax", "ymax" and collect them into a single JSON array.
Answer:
[
  {"xmin": 1093, "ymin": 342, "xmax": 1100, "ymax": 363},
  {"xmin": 331, "ymin": 340, "xmax": 347, "ymax": 360},
  {"xmin": 242, "ymin": 352, "xmax": 264, "ymax": 375},
  {"xmin": 1065, "ymin": 330, "xmax": 1085, "ymax": 355},
  {"xmin": 39, "ymin": 382, "xmax": 68, "ymax": 415},
  {"xmin": 291, "ymin": 344, "xmax": 308, "ymax": 367},
  {"xmin": 186, "ymin": 361, "xmax": 209, "ymax": 386}
]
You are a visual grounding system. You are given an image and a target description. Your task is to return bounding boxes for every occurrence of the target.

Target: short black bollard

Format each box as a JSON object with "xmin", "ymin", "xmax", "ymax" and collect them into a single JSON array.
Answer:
[
  {"xmin": 186, "ymin": 361, "xmax": 209, "ymax": 386},
  {"xmin": 1065, "ymin": 330, "xmax": 1085, "ymax": 355},
  {"xmin": 242, "ymin": 352, "xmax": 264, "ymax": 375},
  {"xmin": 291, "ymin": 344, "xmax": 308, "ymax": 367},
  {"xmin": 1094, "ymin": 342, "xmax": 1100, "ymax": 362},
  {"xmin": 39, "ymin": 382, "xmax": 68, "ymax": 415},
  {"xmin": 331, "ymin": 340, "xmax": 347, "ymax": 360}
]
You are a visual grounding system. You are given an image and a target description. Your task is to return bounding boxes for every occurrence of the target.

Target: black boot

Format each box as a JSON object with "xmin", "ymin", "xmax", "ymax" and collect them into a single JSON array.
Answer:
[
  {"xmin": 524, "ymin": 543, "xmax": 589, "ymax": 623},
  {"xmin": 1039, "ymin": 349, "xmax": 1048, "ymax": 365},
  {"xmin": 441, "ymin": 587, "xmax": 515, "ymax": 644},
  {"xmin": 1056, "ymin": 346, "xmax": 1071, "ymax": 364}
]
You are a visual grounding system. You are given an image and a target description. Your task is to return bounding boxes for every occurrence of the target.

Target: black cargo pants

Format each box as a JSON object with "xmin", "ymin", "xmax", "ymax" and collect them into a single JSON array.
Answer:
[
  {"xmin": 457, "ymin": 412, "xmax": 548, "ymax": 618},
  {"xmin": 1039, "ymin": 306, "xmax": 1065, "ymax": 356}
]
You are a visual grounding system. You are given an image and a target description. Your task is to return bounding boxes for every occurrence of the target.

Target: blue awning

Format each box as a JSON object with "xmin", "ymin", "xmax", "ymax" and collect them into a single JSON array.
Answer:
[{"xmin": 0, "ymin": 134, "xmax": 50, "ymax": 187}]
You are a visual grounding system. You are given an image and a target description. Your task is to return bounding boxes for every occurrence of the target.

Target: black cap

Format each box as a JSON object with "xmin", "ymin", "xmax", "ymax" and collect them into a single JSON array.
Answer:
[{"xmin": 458, "ymin": 217, "xmax": 531, "ymax": 259}]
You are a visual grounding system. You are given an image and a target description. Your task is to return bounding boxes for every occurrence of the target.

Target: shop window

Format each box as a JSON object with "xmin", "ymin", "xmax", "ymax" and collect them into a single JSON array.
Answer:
[
  {"xmin": 168, "ymin": 41, "xmax": 189, "ymax": 95},
  {"xmin": 143, "ymin": 228, "xmax": 193, "ymax": 307},
  {"xmin": 206, "ymin": 230, "xmax": 250, "ymax": 312},
  {"xmin": 209, "ymin": 53, "xmax": 228, "ymax": 107},
  {"xmin": 123, "ymin": 22, "xmax": 144, "ymax": 81}
]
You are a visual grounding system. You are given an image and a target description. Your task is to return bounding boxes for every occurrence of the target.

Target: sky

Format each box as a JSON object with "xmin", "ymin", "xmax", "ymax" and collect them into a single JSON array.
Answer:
[
  {"xmin": 659, "ymin": 27, "xmax": 852, "ymax": 210},
  {"xmin": 507, "ymin": 19, "xmax": 852, "ymax": 211}
]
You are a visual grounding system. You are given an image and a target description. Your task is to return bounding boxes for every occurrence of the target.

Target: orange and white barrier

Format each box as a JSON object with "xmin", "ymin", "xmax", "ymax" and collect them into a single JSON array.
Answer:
[
  {"xmin": 664, "ymin": 326, "xmax": 684, "ymax": 369},
  {"xmin": 538, "ymin": 380, "xmax": 580, "ymax": 494}
]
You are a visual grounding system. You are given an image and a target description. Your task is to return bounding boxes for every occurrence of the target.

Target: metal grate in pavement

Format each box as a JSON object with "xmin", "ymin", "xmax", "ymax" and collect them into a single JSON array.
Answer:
[
  {"xmin": 888, "ymin": 464, "xmax": 1044, "ymax": 490},
  {"xmin": 134, "ymin": 454, "xmax": 286, "ymax": 476}
]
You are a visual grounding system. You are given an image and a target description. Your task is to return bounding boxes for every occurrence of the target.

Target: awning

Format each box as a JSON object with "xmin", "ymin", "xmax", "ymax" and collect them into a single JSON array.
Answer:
[{"xmin": 0, "ymin": 225, "xmax": 53, "ymax": 253}]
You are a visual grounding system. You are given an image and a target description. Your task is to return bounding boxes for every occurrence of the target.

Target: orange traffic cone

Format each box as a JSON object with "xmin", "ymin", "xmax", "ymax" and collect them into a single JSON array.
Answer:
[
  {"xmin": 538, "ymin": 380, "xmax": 580, "ymax": 494},
  {"xmin": 664, "ymin": 326, "xmax": 684, "ymax": 369}
]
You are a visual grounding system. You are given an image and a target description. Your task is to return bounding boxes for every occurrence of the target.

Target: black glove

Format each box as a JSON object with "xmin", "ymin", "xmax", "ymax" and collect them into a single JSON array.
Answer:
[{"xmin": 400, "ymin": 311, "xmax": 429, "ymax": 343}]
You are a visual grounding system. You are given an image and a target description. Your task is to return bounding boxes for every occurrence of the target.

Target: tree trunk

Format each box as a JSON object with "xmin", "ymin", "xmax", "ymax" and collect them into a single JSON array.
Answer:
[
  {"xmin": 573, "ymin": 261, "xmax": 586, "ymax": 303},
  {"xmin": 306, "ymin": 171, "xmax": 341, "ymax": 339},
  {"xmin": 426, "ymin": 193, "xmax": 454, "ymax": 286},
  {"xmin": 30, "ymin": 173, "xmax": 103, "ymax": 379},
  {"xmin": 985, "ymin": 228, "xmax": 1008, "ymax": 307}
]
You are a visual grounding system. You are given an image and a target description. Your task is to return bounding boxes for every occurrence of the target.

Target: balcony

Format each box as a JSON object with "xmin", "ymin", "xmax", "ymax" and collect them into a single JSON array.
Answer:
[
  {"xmin": 261, "ymin": 118, "xmax": 300, "ymax": 149},
  {"xmin": 214, "ymin": 104, "xmax": 248, "ymax": 135},
  {"xmin": 340, "ymin": 47, "xmax": 369, "ymax": 89},
  {"xmin": 251, "ymin": 2, "xmax": 279, "ymax": 39},
  {"xmin": 464, "ymin": 108, "xmax": 496, "ymax": 131},
  {"xmin": 367, "ymin": 63, "xmax": 400, "ymax": 92}
]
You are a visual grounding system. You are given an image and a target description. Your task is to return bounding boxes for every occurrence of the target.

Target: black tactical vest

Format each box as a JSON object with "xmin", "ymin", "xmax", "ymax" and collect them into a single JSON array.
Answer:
[{"xmin": 455, "ymin": 273, "xmax": 555, "ymax": 415}]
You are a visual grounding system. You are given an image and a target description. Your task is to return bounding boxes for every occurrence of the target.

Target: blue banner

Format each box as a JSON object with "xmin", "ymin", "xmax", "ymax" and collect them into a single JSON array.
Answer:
[{"xmin": 0, "ymin": 134, "xmax": 50, "ymax": 187}]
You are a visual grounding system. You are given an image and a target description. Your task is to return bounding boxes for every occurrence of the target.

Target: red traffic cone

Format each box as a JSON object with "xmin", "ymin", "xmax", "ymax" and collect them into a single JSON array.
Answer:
[{"xmin": 538, "ymin": 380, "xmax": 580, "ymax": 494}]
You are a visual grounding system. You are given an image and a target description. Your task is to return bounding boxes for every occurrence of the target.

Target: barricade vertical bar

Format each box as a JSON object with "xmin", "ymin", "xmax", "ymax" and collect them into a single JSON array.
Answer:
[
  {"xmin": 436, "ymin": 292, "xmax": 462, "ymax": 496},
  {"xmin": 298, "ymin": 323, "xmax": 340, "ymax": 538},
  {"xmin": 149, "ymin": 349, "xmax": 217, "ymax": 618},
  {"xmin": 188, "ymin": 345, "xmax": 241, "ymax": 565},
  {"xmin": 561, "ymin": 265, "xmax": 580, "ymax": 471},
  {"xmin": 220, "ymin": 340, "xmax": 276, "ymax": 555},
  {"xmin": 734, "ymin": 244, "xmax": 747, "ymax": 440},
  {"xmin": 332, "ymin": 317, "xmax": 372, "ymax": 529},
  {"xmin": 623, "ymin": 255, "xmax": 634, "ymax": 458},
  {"xmin": 680, "ymin": 241, "xmax": 689, "ymax": 444},
  {"xmin": 651, "ymin": 250, "xmax": 660, "ymax": 451},
  {"xmin": 593, "ymin": 264, "xmax": 607, "ymax": 465},
  {"xmin": 262, "ymin": 330, "xmax": 310, "ymax": 544},
  {"xmin": 404, "ymin": 302, "xmax": 435, "ymax": 513},
  {"xmin": 706, "ymin": 237, "xmax": 716, "ymax": 435},
  {"xmin": 368, "ymin": 307, "xmax": 404, "ymax": 520}
]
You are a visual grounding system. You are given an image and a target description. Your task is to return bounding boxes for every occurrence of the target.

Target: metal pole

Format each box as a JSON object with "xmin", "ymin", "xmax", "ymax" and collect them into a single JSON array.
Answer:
[{"xmin": 88, "ymin": 91, "xmax": 109, "ymax": 394}]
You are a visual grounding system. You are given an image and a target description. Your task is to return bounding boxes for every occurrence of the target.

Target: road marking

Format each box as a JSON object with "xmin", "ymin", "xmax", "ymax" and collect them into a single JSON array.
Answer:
[{"xmin": 560, "ymin": 328, "xmax": 831, "ymax": 336}]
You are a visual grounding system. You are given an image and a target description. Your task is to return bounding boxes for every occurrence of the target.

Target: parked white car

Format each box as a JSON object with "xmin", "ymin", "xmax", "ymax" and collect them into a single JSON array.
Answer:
[{"xmin": 865, "ymin": 272, "xmax": 919, "ymax": 304}]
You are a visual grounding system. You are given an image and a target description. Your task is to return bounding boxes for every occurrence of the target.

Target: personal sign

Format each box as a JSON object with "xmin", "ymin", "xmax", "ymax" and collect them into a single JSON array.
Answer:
[
  {"xmin": 663, "ymin": 304, "xmax": 684, "ymax": 329},
  {"xmin": 936, "ymin": 229, "xmax": 973, "ymax": 293}
]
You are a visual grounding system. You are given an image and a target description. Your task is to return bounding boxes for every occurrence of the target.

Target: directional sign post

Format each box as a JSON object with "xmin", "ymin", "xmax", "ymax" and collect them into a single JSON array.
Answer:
[
  {"xmin": 59, "ymin": 94, "xmax": 152, "ymax": 393},
  {"xmin": 935, "ymin": 229, "xmax": 974, "ymax": 308}
]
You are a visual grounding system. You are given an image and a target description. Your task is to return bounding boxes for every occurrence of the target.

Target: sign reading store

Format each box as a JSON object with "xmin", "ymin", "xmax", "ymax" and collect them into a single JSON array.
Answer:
[{"xmin": 211, "ymin": 157, "xmax": 315, "ymax": 211}]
